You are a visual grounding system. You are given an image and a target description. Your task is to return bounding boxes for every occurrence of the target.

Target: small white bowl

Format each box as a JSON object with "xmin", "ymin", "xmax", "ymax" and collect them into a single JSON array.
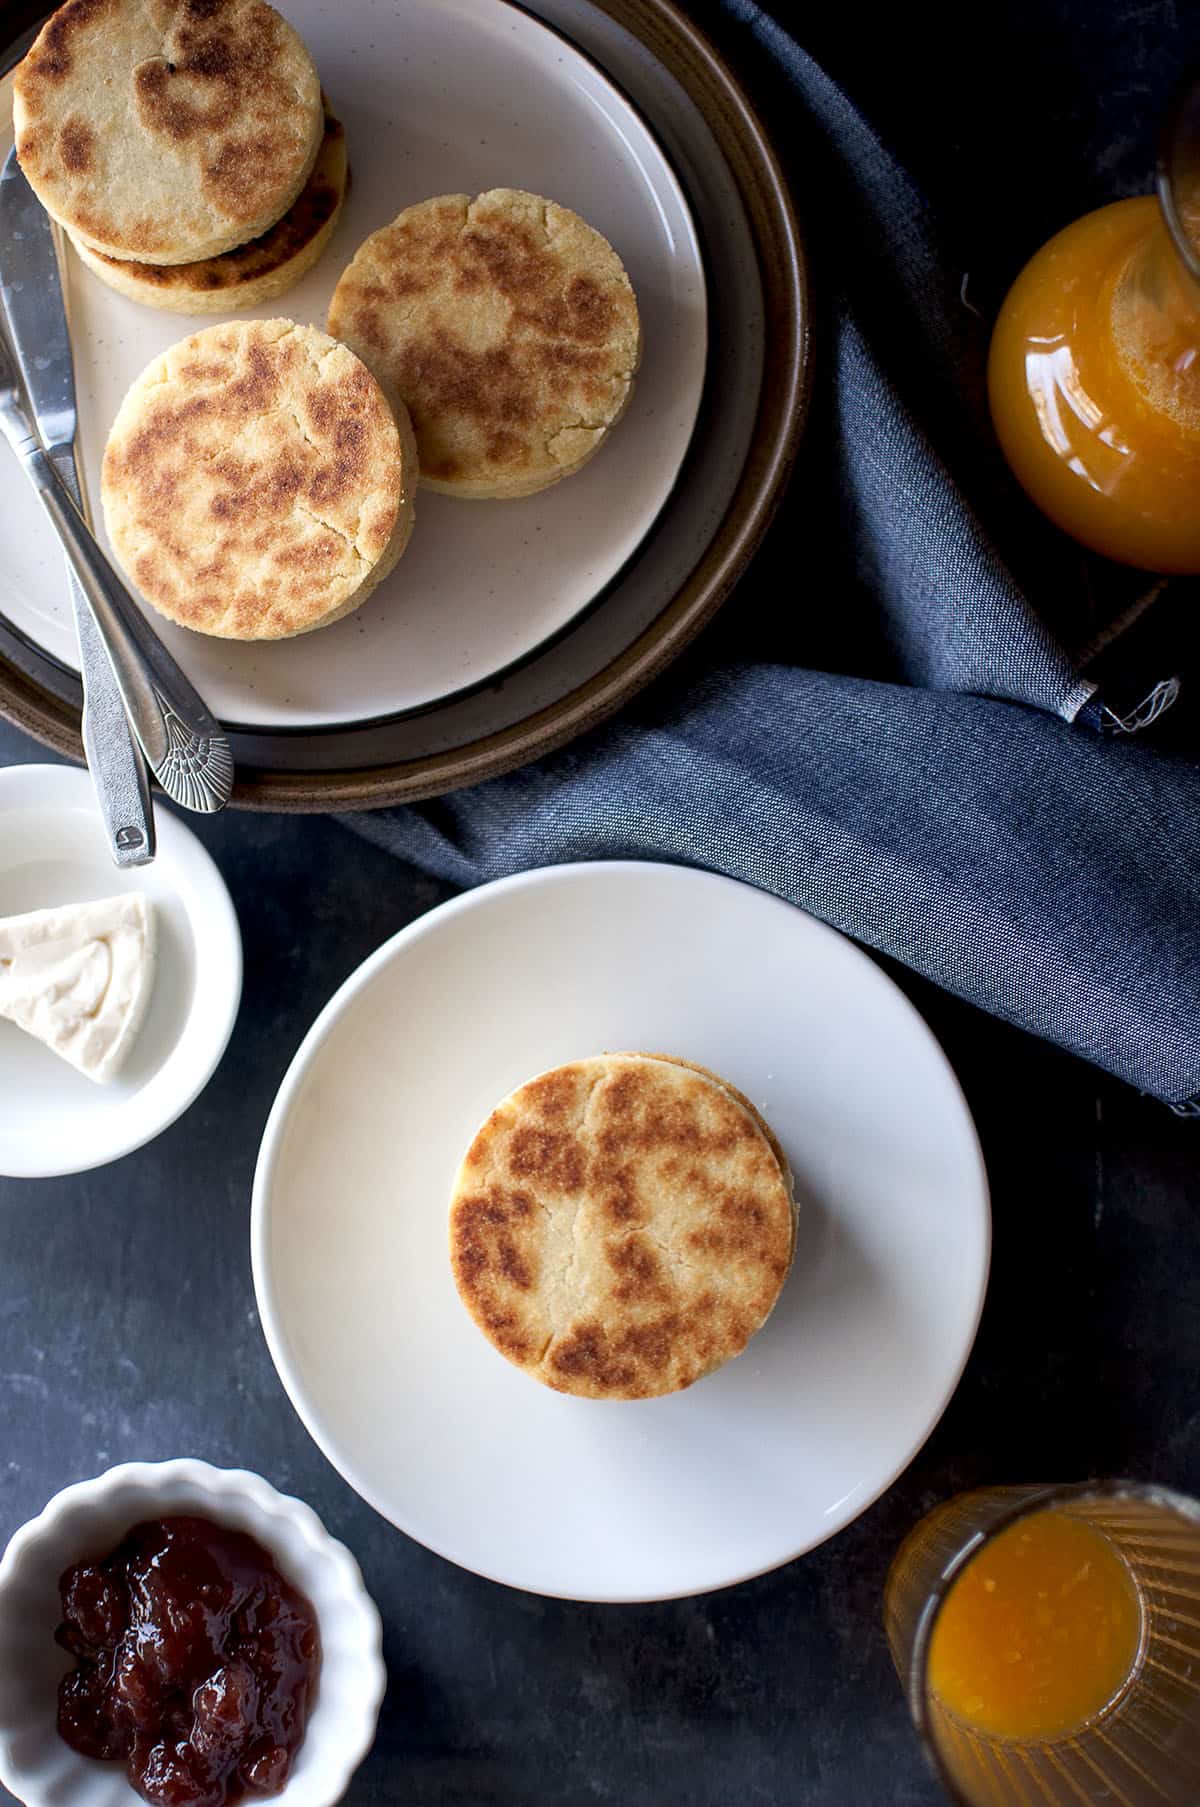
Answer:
[
  {"xmin": 0, "ymin": 1460, "xmax": 385, "ymax": 1807},
  {"xmin": 0, "ymin": 766, "xmax": 243, "ymax": 1180}
]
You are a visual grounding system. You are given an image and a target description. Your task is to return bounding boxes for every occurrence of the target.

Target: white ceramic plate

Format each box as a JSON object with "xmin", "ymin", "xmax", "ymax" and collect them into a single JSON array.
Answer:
[
  {"xmin": 0, "ymin": 765, "xmax": 242, "ymax": 1178},
  {"xmin": 0, "ymin": 0, "xmax": 707, "ymax": 731},
  {"xmin": 252, "ymin": 862, "xmax": 990, "ymax": 1602}
]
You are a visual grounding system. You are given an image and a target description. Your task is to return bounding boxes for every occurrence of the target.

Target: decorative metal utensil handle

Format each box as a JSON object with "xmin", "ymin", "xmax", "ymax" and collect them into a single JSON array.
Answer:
[
  {"xmin": 18, "ymin": 435, "xmax": 233, "ymax": 814},
  {"xmin": 45, "ymin": 444, "xmax": 156, "ymax": 866}
]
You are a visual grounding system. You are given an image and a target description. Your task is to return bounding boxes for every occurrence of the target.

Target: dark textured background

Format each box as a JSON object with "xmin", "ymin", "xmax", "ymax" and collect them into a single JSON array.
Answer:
[
  {"xmin": 3, "ymin": 0, "xmax": 1200, "ymax": 1801},
  {"xmin": 1, "ymin": 717, "xmax": 1197, "ymax": 1807}
]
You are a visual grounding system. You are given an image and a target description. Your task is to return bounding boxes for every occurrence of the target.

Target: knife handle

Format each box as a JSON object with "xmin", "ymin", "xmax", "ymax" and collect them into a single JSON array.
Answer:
[
  {"xmin": 46, "ymin": 446, "xmax": 156, "ymax": 868},
  {"xmin": 78, "ymin": 599, "xmax": 157, "ymax": 866}
]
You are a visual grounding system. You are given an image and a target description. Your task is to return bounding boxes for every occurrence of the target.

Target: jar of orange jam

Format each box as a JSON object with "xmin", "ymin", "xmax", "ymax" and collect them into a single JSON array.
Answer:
[
  {"xmin": 990, "ymin": 69, "xmax": 1200, "ymax": 578},
  {"xmin": 989, "ymin": 192, "xmax": 1200, "ymax": 572}
]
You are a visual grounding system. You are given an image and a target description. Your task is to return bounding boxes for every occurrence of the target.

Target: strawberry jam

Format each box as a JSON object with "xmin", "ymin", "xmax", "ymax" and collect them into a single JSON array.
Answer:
[{"xmin": 55, "ymin": 1515, "xmax": 320, "ymax": 1807}]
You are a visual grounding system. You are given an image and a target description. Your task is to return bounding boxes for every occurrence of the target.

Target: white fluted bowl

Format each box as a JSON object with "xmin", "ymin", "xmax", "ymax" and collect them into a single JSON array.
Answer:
[{"xmin": 0, "ymin": 1461, "xmax": 385, "ymax": 1807}]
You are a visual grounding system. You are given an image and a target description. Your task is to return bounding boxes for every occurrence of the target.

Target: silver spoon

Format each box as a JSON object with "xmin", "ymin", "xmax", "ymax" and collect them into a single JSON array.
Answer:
[{"xmin": 0, "ymin": 326, "xmax": 233, "ymax": 814}]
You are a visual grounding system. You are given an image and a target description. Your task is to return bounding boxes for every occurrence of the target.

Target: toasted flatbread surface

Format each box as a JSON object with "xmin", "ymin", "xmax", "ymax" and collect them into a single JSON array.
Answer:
[
  {"xmin": 328, "ymin": 188, "xmax": 641, "ymax": 499},
  {"xmin": 70, "ymin": 101, "xmax": 347, "ymax": 311},
  {"xmin": 14, "ymin": 0, "xmax": 322, "ymax": 264},
  {"xmin": 449, "ymin": 1054, "xmax": 796, "ymax": 1400},
  {"xmin": 102, "ymin": 318, "xmax": 414, "ymax": 640}
]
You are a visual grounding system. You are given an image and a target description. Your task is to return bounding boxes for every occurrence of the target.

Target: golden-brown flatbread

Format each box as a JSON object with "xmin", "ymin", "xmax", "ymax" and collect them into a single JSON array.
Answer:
[
  {"xmin": 101, "ymin": 318, "xmax": 415, "ymax": 640},
  {"xmin": 328, "ymin": 188, "xmax": 641, "ymax": 499},
  {"xmin": 69, "ymin": 101, "xmax": 347, "ymax": 311},
  {"xmin": 449, "ymin": 1054, "xmax": 796, "ymax": 1400},
  {"xmin": 14, "ymin": 0, "xmax": 322, "ymax": 264}
]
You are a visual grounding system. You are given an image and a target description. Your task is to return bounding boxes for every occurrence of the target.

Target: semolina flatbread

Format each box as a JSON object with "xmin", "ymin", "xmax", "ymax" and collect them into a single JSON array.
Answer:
[
  {"xmin": 329, "ymin": 188, "xmax": 641, "ymax": 499},
  {"xmin": 450, "ymin": 1054, "xmax": 796, "ymax": 1400},
  {"xmin": 102, "ymin": 318, "xmax": 415, "ymax": 640},
  {"xmin": 14, "ymin": 0, "xmax": 322, "ymax": 264},
  {"xmin": 69, "ymin": 100, "xmax": 347, "ymax": 311}
]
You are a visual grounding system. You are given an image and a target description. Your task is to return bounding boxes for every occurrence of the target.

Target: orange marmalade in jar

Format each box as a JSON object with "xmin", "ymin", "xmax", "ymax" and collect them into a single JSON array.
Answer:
[{"xmin": 989, "ymin": 194, "xmax": 1200, "ymax": 572}]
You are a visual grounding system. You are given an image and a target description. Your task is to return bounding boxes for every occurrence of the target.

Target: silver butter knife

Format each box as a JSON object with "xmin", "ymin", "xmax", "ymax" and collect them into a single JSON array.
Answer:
[
  {"xmin": 0, "ymin": 151, "xmax": 233, "ymax": 817},
  {"xmin": 0, "ymin": 152, "xmax": 154, "ymax": 864}
]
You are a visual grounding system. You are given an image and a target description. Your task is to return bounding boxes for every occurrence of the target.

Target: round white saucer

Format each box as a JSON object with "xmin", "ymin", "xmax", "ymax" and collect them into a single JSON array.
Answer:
[
  {"xmin": 0, "ymin": 766, "xmax": 242, "ymax": 1179},
  {"xmin": 252, "ymin": 862, "xmax": 990, "ymax": 1602}
]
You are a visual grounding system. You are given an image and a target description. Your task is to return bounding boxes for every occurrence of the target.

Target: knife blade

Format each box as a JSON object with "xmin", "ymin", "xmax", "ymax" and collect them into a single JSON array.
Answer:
[{"xmin": 0, "ymin": 148, "xmax": 155, "ymax": 866}]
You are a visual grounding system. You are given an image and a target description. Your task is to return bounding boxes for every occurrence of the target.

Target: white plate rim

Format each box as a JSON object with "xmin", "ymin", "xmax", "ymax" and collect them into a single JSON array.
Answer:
[
  {"xmin": 0, "ymin": 764, "xmax": 243, "ymax": 1179},
  {"xmin": 251, "ymin": 860, "xmax": 992, "ymax": 1602}
]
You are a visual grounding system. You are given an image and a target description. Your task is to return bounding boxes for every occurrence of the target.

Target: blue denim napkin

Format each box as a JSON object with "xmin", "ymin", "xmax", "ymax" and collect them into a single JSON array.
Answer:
[{"xmin": 350, "ymin": 1, "xmax": 1200, "ymax": 1110}]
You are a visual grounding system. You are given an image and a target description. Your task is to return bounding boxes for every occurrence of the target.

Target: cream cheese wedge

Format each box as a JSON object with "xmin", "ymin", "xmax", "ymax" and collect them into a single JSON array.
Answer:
[{"xmin": 0, "ymin": 895, "xmax": 156, "ymax": 1084}]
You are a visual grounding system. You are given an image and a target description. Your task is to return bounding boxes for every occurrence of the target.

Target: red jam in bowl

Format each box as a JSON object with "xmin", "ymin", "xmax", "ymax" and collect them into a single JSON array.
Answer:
[{"xmin": 55, "ymin": 1515, "xmax": 320, "ymax": 1807}]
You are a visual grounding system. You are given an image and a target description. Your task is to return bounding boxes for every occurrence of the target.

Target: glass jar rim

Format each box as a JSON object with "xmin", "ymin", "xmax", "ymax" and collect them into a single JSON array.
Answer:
[
  {"xmin": 1157, "ymin": 66, "xmax": 1200, "ymax": 288},
  {"xmin": 904, "ymin": 1478, "xmax": 1200, "ymax": 1807}
]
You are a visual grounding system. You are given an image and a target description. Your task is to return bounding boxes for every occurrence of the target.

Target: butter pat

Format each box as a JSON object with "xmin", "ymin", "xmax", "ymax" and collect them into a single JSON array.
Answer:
[{"xmin": 0, "ymin": 894, "xmax": 156, "ymax": 1084}]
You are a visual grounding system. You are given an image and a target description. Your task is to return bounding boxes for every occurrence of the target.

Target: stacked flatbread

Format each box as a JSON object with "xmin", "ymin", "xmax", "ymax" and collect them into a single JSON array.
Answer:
[
  {"xmin": 450, "ymin": 1054, "xmax": 797, "ymax": 1400},
  {"xmin": 14, "ymin": 0, "xmax": 345, "ymax": 311}
]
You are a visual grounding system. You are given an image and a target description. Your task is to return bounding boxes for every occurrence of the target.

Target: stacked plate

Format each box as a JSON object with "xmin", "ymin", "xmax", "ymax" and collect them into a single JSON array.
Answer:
[{"xmin": 0, "ymin": 0, "xmax": 810, "ymax": 808}]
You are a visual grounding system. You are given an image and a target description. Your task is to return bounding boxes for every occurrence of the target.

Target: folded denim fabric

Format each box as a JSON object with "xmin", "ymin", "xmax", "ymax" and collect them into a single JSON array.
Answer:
[
  {"xmin": 721, "ymin": 0, "xmax": 1191, "ymax": 727},
  {"xmin": 348, "ymin": 0, "xmax": 1200, "ymax": 1108},
  {"xmin": 350, "ymin": 665, "xmax": 1200, "ymax": 1110}
]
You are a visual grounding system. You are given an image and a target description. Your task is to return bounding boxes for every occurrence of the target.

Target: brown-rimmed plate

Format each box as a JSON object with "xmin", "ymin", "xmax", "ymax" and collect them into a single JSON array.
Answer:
[
  {"xmin": 0, "ymin": 0, "xmax": 810, "ymax": 808},
  {"xmin": 4, "ymin": 0, "xmax": 711, "ymax": 729}
]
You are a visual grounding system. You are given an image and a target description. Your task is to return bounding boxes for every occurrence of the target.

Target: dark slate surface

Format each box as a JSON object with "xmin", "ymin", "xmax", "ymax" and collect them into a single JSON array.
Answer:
[
  {"xmin": 0, "ymin": 717, "xmax": 1197, "ymax": 1806},
  {"xmin": 2, "ymin": 9, "xmax": 1199, "ymax": 1795}
]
